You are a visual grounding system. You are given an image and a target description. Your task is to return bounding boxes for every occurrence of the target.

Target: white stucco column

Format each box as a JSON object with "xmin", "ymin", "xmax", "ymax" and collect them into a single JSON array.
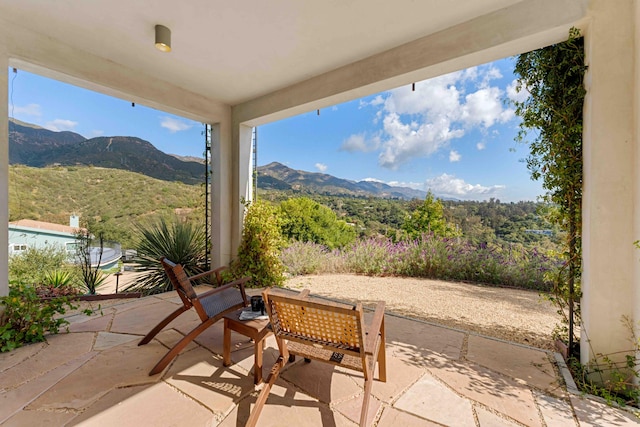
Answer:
[
  {"xmin": 210, "ymin": 118, "xmax": 253, "ymax": 267},
  {"xmin": 582, "ymin": 0, "xmax": 639, "ymax": 365},
  {"xmin": 210, "ymin": 121, "xmax": 233, "ymax": 267},
  {"xmin": 231, "ymin": 123, "xmax": 254, "ymax": 255},
  {"xmin": 0, "ymin": 51, "xmax": 8, "ymax": 297}
]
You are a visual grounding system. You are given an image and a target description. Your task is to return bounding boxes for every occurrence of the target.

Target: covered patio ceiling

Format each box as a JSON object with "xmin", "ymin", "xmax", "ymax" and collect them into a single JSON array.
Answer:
[{"xmin": 0, "ymin": 0, "xmax": 586, "ymax": 125}]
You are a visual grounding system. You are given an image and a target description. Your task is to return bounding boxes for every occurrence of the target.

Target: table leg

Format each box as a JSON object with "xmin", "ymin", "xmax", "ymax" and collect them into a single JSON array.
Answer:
[
  {"xmin": 254, "ymin": 338, "xmax": 264, "ymax": 385},
  {"xmin": 223, "ymin": 319, "xmax": 231, "ymax": 367}
]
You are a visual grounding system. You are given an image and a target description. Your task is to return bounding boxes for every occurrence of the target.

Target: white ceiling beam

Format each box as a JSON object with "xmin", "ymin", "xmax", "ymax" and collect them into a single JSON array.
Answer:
[
  {"xmin": 1, "ymin": 18, "xmax": 230, "ymax": 125},
  {"xmin": 234, "ymin": 0, "xmax": 588, "ymax": 126}
]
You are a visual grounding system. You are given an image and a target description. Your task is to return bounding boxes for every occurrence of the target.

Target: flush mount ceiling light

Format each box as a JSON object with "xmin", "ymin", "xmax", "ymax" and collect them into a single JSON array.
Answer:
[{"xmin": 155, "ymin": 24, "xmax": 171, "ymax": 52}]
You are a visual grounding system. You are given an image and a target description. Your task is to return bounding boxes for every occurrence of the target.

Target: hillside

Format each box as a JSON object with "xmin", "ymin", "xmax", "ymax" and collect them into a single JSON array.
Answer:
[
  {"xmin": 9, "ymin": 165, "xmax": 204, "ymax": 247},
  {"xmin": 10, "ymin": 119, "xmax": 430, "ymax": 199},
  {"xmin": 9, "ymin": 119, "xmax": 205, "ymax": 185}
]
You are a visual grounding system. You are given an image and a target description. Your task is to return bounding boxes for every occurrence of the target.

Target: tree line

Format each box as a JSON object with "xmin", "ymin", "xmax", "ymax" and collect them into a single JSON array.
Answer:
[{"xmin": 260, "ymin": 189, "xmax": 560, "ymax": 250}]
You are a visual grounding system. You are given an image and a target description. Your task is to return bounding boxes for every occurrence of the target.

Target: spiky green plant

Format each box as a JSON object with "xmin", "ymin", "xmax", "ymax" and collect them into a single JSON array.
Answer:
[
  {"xmin": 42, "ymin": 269, "xmax": 75, "ymax": 288},
  {"xmin": 124, "ymin": 218, "xmax": 206, "ymax": 295}
]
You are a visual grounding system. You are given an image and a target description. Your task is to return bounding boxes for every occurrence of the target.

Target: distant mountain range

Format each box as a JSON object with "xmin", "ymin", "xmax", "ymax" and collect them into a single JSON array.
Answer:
[
  {"xmin": 9, "ymin": 119, "xmax": 204, "ymax": 185},
  {"xmin": 258, "ymin": 162, "xmax": 426, "ymax": 199},
  {"xmin": 9, "ymin": 119, "xmax": 427, "ymax": 199}
]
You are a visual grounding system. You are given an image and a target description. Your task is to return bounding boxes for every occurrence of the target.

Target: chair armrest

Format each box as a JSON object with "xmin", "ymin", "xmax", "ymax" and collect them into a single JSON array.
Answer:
[
  {"xmin": 197, "ymin": 276, "xmax": 251, "ymax": 303},
  {"xmin": 298, "ymin": 289, "xmax": 311, "ymax": 299},
  {"xmin": 365, "ymin": 301, "xmax": 385, "ymax": 353},
  {"xmin": 188, "ymin": 266, "xmax": 228, "ymax": 285}
]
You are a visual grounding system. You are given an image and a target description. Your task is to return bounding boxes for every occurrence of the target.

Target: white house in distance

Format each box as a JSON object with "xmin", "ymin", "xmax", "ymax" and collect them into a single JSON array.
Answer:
[
  {"xmin": 8, "ymin": 216, "xmax": 121, "ymax": 270},
  {"xmin": 8, "ymin": 216, "xmax": 80, "ymax": 257}
]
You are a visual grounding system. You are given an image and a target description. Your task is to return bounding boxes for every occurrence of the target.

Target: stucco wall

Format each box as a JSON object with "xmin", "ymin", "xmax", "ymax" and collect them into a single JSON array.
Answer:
[
  {"xmin": 0, "ymin": 49, "xmax": 8, "ymax": 297},
  {"xmin": 581, "ymin": 0, "xmax": 639, "ymax": 365}
]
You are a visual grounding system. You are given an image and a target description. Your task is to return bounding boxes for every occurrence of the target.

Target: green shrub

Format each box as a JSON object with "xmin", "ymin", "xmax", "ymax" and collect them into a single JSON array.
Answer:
[
  {"xmin": 0, "ymin": 284, "xmax": 76, "ymax": 352},
  {"xmin": 125, "ymin": 217, "xmax": 206, "ymax": 295},
  {"xmin": 9, "ymin": 246, "xmax": 68, "ymax": 285},
  {"xmin": 229, "ymin": 200, "xmax": 285, "ymax": 287},
  {"xmin": 279, "ymin": 197, "xmax": 356, "ymax": 249}
]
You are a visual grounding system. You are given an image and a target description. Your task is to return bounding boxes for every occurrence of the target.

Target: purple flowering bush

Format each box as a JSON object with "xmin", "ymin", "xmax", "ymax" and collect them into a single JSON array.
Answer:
[{"xmin": 281, "ymin": 233, "xmax": 560, "ymax": 291}]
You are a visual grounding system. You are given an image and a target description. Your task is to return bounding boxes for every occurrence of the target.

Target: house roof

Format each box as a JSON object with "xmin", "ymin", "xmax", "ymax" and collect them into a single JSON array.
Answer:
[{"xmin": 9, "ymin": 219, "xmax": 80, "ymax": 235}]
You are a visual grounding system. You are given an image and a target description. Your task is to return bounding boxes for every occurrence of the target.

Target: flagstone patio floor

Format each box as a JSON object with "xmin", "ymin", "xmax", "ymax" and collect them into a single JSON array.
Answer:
[{"xmin": 1, "ymin": 287, "xmax": 639, "ymax": 426}]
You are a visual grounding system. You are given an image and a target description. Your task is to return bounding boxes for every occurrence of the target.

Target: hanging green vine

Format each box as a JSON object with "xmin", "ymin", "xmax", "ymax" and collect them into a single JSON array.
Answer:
[{"xmin": 512, "ymin": 27, "xmax": 586, "ymax": 355}]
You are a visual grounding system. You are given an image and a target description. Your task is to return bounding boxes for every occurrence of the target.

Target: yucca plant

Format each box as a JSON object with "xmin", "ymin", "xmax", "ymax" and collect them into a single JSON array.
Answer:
[
  {"xmin": 42, "ymin": 269, "xmax": 75, "ymax": 288},
  {"xmin": 125, "ymin": 217, "xmax": 206, "ymax": 295},
  {"xmin": 35, "ymin": 269, "xmax": 82, "ymax": 298}
]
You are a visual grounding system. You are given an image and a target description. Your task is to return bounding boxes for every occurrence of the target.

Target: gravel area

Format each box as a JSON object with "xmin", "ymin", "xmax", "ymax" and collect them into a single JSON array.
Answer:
[{"xmin": 285, "ymin": 274, "xmax": 560, "ymax": 350}]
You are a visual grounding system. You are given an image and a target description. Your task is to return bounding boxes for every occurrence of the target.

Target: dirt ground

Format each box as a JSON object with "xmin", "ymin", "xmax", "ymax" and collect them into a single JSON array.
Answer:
[{"xmin": 284, "ymin": 274, "xmax": 560, "ymax": 350}]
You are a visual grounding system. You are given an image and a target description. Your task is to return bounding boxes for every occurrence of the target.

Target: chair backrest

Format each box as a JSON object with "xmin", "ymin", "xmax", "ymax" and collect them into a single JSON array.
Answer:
[
  {"xmin": 160, "ymin": 257, "xmax": 197, "ymax": 308},
  {"xmin": 264, "ymin": 289, "xmax": 367, "ymax": 364}
]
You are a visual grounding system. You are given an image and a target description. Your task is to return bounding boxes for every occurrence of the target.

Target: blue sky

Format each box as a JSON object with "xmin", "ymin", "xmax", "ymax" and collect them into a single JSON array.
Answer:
[{"xmin": 8, "ymin": 57, "xmax": 541, "ymax": 202}]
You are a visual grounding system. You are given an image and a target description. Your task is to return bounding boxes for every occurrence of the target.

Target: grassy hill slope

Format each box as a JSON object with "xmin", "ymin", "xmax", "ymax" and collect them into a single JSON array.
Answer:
[{"xmin": 9, "ymin": 165, "xmax": 205, "ymax": 248}]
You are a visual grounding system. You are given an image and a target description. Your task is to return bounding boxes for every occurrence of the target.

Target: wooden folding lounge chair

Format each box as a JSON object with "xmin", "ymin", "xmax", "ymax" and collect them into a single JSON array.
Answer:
[
  {"xmin": 247, "ymin": 288, "xmax": 386, "ymax": 427},
  {"xmin": 139, "ymin": 257, "xmax": 250, "ymax": 375}
]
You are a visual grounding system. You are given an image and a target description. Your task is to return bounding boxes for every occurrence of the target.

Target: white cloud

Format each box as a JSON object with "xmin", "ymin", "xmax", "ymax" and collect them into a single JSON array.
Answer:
[
  {"xmin": 476, "ymin": 142, "xmax": 486, "ymax": 150},
  {"xmin": 481, "ymin": 66, "xmax": 503, "ymax": 86},
  {"xmin": 506, "ymin": 79, "xmax": 530, "ymax": 104},
  {"xmin": 160, "ymin": 116, "xmax": 193, "ymax": 133},
  {"xmin": 378, "ymin": 111, "xmax": 464, "ymax": 169},
  {"xmin": 315, "ymin": 163, "xmax": 328, "ymax": 173},
  {"xmin": 449, "ymin": 150, "xmax": 461, "ymax": 162},
  {"xmin": 365, "ymin": 65, "xmax": 516, "ymax": 170},
  {"xmin": 44, "ymin": 119, "xmax": 78, "ymax": 132},
  {"xmin": 426, "ymin": 173, "xmax": 505, "ymax": 200},
  {"xmin": 13, "ymin": 103, "xmax": 42, "ymax": 117},
  {"xmin": 461, "ymin": 87, "xmax": 514, "ymax": 127},
  {"xmin": 360, "ymin": 95, "xmax": 385, "ymax": 109},
  {"xmin": 387, "ymin": 180, "xmax": 424, "ymax": 190},
  {"xmin": 360, "ymin": 178, "xmax": 423, "ymax": 190},
  {"xmin": 340, "ymin": 133, "xmax": 380, "ymax": 153}
]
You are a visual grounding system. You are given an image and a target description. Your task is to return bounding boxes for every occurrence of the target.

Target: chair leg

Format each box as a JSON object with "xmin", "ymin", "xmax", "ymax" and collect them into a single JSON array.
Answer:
[
  {"xmin": 360, "ymin": 377, "xmax": 374, "ymax": 427},
  {"xmin": 377, "ymin": 321, "xmax": 387, "ymax": 382},
  {"xmin": 246, "ymin": 356, "xmax": 286, "ymax": 427},
  {"xmin": 139, "ymin": 306, "xmax": 189, "ymax": 346},
  {"xmin": 148, "ymin": 317, "xmax": 218, "ymax": 375}
]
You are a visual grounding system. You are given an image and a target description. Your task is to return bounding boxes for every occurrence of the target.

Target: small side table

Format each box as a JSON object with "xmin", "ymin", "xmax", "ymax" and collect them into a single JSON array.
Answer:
[{"xmin": 223, "ymin": 308, "xmax": 272, "ymax": 385}]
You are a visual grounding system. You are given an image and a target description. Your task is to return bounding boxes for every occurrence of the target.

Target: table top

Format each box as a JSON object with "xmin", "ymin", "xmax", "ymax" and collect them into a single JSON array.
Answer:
[{"xmin": 224, "ymin": 307, "xmax": 271, "ymax": 330}]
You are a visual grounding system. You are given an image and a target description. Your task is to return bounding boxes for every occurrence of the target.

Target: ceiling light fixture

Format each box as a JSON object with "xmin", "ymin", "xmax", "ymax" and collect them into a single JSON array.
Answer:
[{"xmin": 155, "ymin": 24, "xmax": 171, "ymax": 52}]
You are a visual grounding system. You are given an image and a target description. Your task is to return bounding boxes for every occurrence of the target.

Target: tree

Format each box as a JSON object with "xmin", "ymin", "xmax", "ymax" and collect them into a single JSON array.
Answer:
[
  {"xmin": 402, "ymin": 192, "xmax": 461, "ymax": 239},
  {"xmin": 513, "ymin": 28, "xmax": 586, "ymax": 354},
  {"xmin": 279, "ymin": 197, "xmax": 356, "ymax": 249}
]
